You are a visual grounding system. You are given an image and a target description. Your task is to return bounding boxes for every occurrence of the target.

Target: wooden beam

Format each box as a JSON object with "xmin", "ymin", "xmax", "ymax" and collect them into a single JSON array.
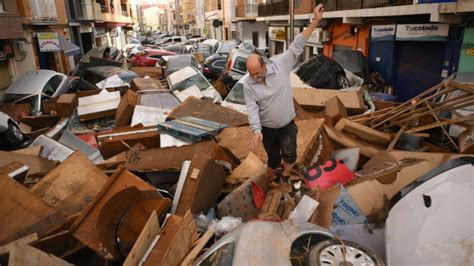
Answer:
[
  {"xmin": 387, "ymin": 123, "xmax": 408, "ymax": 151},
  {"xmin": 124, "ymin": 211, "xmax": 160, "ymax": 266},
  {"xmin": 335, "ymin": 118, "xmax": 391, "ymax": 146},
  {"xmin": 180, "ymin": 228, "xmax": 215, "ymax": 266},
  {"xmin": 405, "ymin": 114, "xmax": 474, "ymax": 134}
]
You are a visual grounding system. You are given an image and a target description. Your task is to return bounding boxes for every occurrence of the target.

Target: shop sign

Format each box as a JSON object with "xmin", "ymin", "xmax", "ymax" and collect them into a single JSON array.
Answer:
[
  {"xmin": 396, "ymin": 24, "xmax": 449, "ymax": 41},
  {"xmin": 269, "ymin": 27, "xmax": 286, "ymax": 40},
  {"xmin": 37, "ymin": 32, "xmax": 61, "ymax": 52},
  {"xmin": 371, "ymin": 25, "xmax": 395, "ymax": 41},
  {"xmin": 110, "ymin": 28, "xmax": 118, "ymax": 37}
]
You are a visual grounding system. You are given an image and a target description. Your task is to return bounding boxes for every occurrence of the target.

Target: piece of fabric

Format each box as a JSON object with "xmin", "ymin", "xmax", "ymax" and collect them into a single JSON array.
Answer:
[{"xmin": 243, "ymin": 33, "xmax": 307, "ymax": 134}]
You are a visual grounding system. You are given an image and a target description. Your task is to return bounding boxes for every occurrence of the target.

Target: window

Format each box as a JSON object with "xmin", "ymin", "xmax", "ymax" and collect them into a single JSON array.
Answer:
[
  {"xmin": 96, "ymin": 0, "xmax": 107, "ymax": 12},
  {"xmin": 212, "ymin": 60, "xmax": 226, "ymax": 70},
  {"xmin": 30, "ymin": 0, "xmax": 58, "ymax": 19},
  {"xmin": 121, "ymin": 3, "xmax": 128, "ymax": 16},
  {"xmin": 42, "ymin": 75, "xmax": 64, "ymax": 97},
  {"xmin": 233, "ymin": 57, "xmax": 247, "ymax": 73},
  {"xmin": 226, "ymin": 83, "xmax": 245, "ymax": 104}
]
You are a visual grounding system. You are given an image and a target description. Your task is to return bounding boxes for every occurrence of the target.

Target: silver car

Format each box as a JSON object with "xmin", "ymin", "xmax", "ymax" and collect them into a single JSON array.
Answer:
[
  {"xmin": 167, "ymin": 66, "xmax": 222, "ymax": 103},
  {"xmin": 3, "ymin": 70, "xmax": 69, "ymax": 115}
]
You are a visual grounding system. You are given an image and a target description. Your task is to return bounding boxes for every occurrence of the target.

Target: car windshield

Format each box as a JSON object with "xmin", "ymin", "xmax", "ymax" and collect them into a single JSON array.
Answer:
[
  {"xmin": 226, "ymin": 83, "xmax": 245, "ymax": 104},
  {"xmin": 172, "ymin": 73, "xmax": 210, "ymax": 92},
  {"xmin": 233, "ymin": 57, "xmax": 247, "ymax": 72},
  {"xmin": 168, "ymin": 57, "xmax": 192, "ymax": 71},
  {"xmin": 217, "ymin": 41, "xmax": 237, "ymax": 54}
]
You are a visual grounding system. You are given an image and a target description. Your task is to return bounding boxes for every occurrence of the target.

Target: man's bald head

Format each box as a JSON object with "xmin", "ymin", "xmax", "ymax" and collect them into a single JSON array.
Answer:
[{"xmin": 247, "ymin": 53, "xmax": 266, "ymax": 84}]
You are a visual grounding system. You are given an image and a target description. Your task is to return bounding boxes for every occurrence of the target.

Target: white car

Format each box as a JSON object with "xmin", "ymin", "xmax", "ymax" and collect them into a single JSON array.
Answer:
[
  {"xmin": 4, "ymin": 70, "xmax": 69, "ymax": 115},
  {"xmin": 221, "ymin": 76, "xmax": 247, "ymax": 114},
  {"xmin": 385, "ymin": 157, "xmax": 474, "ymax": 266},
  {"xmin": 167, "ymin": 66, "xmax": 222, "ymax": 103}
]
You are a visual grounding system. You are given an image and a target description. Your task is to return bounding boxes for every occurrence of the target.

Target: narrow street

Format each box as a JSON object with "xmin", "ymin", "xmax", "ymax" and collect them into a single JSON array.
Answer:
[{"xmin": 0, "ymin": 0, "xmax": 472, "ymax": 265}]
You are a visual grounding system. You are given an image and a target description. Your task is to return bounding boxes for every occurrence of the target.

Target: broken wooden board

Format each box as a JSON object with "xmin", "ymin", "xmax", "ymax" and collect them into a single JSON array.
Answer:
[
  {"xmin": 124, "ymin": 140, "xmax": 239, "ymax": 172},
  {"xmin": 292, "ymin": 88, "xmax": 367, "ymax": 114},
  {"xmin": 13, "ymin": 146, "xmax": 42, "ymax": 156},
  {"xmin": 115, "ymin": 89, "xmax": 139, "ymax": 128},
  {"xmin": 5, "ymin": 155, "xmax": 47, "ymax": 178},
  {"xmin": 124, "ymin": 211, "xmax": 160, "ymax": 266},
  {"xmin": 143, "ymin": 211, "xmax": 198, "ymax": 266},
  {"xmin": 167, "ymin": 97, "xmax": 248, "ymax": 127},
  {"xmin": 130, "ymin": 78, "xmax": 165, "ymax": 91},
  {"xmin": 0, "ymin": 161, "xmax": 29, "ymax": 182},
  {"xmin": 226, "ymin": 152, "xmax": 265, "ymax": 184},
  {"xmin": 130, "ymin": 67, "xmax": 163, "ymax": 78},
  {"xmin": 218, "ymin": 119, "xmax": 325, "ymax": 168},
  {"xmin": 175, "ymin": 151, "xmax": 227, "ymax": 216},
  {"xmin": 0, "ymin": 175, "xmax": 67, "ymax": 246},
  {"xmin": 30, "ymin": 231, "xmax": 83, "ymax": 259},
  {"xmin": 0, "ymin": 233, "xmax": 38, "ymax": 255},
  {"xmin": 347, "ymin": 151, "xmax": 470, "ymax": 222},
  {"xmin": 77, "ymin": 90, "xmax": 121, "ymax": 121},
  {"xmin": 324, "ymin": 96, "xmax": 347, "ymax": 126},
  {"xmin": 335, "ymin": 118, "xmax": 391, "ymax": 146},
  {"xmin": 9, "ymin": 243, "xmax": 72, "ymax": 266},
  {"xmin": 324, "ymin": 125, "xmax": 381, "ymax": 158},
  {"xmin": 97, "ymin": 125, "xmax": 160, "ymax": 159},
  {"xmin": 71, "ymin": 168, "xmax": 170, "ymax": 260},
  {"xmin": 31, "ymin": 151, "xmax": 109, "ymax": 217}
]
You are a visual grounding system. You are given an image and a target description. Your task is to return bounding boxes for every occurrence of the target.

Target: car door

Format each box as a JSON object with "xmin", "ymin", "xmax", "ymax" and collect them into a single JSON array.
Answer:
[{"xmin": 43, "ymin": 74, "xmax": 66, "ymax": 97}]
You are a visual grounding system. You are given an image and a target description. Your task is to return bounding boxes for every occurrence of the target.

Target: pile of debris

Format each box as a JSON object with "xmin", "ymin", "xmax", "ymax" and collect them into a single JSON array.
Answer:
[{"xmin": 0, "ymin": 67, "xmax": 472, "ymax": 266}]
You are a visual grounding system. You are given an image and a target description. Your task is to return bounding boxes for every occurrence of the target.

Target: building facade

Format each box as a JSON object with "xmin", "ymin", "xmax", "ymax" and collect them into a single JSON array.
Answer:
[
  {"xmin": 257, "ymin": 0, "xmax": 474, "ymax": 101},
  {"xmin": 0, "ymin": 0, "xmax": 26, "ymax": 90},
  {"xmin": 93, "ymin": 0, "xmax": 133, "ymax": 50},
  {"xmin": 16, "ymin": 0, "xmax": 76, "ymax": 75}
]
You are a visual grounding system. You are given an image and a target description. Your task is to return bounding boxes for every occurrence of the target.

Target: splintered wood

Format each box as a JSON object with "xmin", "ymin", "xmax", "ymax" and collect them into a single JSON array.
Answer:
[{"xmin": 355, "ymin": 80, "xmax": 474, "ymax": 133}]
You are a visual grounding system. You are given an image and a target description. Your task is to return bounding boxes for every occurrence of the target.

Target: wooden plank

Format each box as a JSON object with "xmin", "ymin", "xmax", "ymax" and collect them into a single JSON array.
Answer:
[
  {"xmin": 0, "ymin": 233, "xmax": 38, "ymax": 255},
  {"xmin": 124, "ymin": 211, "xmax": 160, "ymax": 266},
  {"xmin": 324, "ymin": 125, "xmax": 381, "ymax": 158},
  {"xmin": 459, "ymin": 126, "xmax": 474, "ymax": 154},
  {"xmin": 180, "ymin": 228, "xmax": 215, "ymax": 266},
  {"xmin": 0, "ymin": 151, "xmax": 57, "ymax": 177},
  {"xmin": 12, "ymin": 146, "xmax": 43, "ymax": 156},
  {"xmin": 445, "ymin": 79, "xmax": 474, "ymax": 94},
  {"xmin": 77, "ymin": 90, "xmax": 121, "ymax": 121},
  {"xmin": 217, "ymin": 119, "xmax": 325, "ymax": 168},
  {"xmin": 9, "ymin": 243, "xmax": 72, "ymax": 266},
  {"xmin": 70, "ymin": 168, "xmax": 171, "ymax": 259},
  {"xmin": 31, "ymin": 151, "xmax": 109, "ymax": 217},
  {"xmin": 167, "ymin": 97, "xmax": 248, "ymax": 127},
  {"xmin": 324, "ymin": 96, "xmax": 347, "ymax": 126},
  {"xmin": 292, "ymin": 88, "xmax": 367, "ymax": 113},
  {"xmin": 124, "ymin": 141, "xmax": 239, "ymax": 173},
  {"xmin": 335, "ymin": 118, "xmax": 392, "ymax": 146},
  {"xmin": 0, "ymin": 175, "xmax": 67, "ymax": 246},
  {"xmin": 387, "ymin": 123, "xmax": 408, "ymax": 151},
  {"xmin": 405, "ymin": 114, "xmax": 474, "ymax": 134},
  {"xmin": 143, "ymin": 211, "xmax": 198, "ymax": 266},
  {"xmin": 175, "ymin": 151, "xmax": 227, "ymax": 216}
]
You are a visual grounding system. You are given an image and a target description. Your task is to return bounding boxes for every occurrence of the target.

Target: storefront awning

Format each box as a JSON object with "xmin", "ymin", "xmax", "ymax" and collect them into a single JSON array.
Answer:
[{"xmin": 59, "ymin": 35, "xmax": 81, "ymax": 56}]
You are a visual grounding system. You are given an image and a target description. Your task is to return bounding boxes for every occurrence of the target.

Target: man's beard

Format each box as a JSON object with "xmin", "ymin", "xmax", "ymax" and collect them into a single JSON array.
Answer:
[{"xmin": 254, "ymin": 76, "xmax": 265, "ymax": 83}]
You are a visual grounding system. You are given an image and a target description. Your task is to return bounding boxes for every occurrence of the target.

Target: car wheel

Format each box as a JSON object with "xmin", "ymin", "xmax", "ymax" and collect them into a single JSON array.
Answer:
[
  {"xmin": 0, "ymin": 122, "xmax": 24, "ymax": 149},
  {"xmin": 307, "ymin": 239, "xmax": 384, "ymax": 266},
  {"xmin": 336, "ymin": 74, "xmax": 350, "ymax": 89}
]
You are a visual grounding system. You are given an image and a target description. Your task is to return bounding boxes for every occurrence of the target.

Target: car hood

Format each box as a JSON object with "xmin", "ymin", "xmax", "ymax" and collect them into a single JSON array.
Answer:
[{"xmin": 5, "ymin": 70, "xmax": 61, "ymax": 95}]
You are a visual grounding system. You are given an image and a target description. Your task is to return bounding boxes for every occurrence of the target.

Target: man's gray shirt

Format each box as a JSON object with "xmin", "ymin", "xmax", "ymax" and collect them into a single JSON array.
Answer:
[{"xmin": 243, "ymin": 33, "xmax": 307, "ymax": 134}]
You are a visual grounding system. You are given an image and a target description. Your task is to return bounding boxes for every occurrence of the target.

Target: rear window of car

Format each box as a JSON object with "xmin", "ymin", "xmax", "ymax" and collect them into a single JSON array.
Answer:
[{"xmin": 233, "ymin": 57, "xmax": 247, "ymax": 73}]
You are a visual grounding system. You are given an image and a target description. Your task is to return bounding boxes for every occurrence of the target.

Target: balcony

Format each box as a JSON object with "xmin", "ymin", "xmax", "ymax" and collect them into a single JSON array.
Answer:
[
  {"xmin": 235, "ymin": 5, "xmax": 258, "ymax": 18},
  {"xmin": 258, "ymin": 1, "xmax": 289, "ymax": 17},
  {"xmin": 78, "ymin": 2, "xmax": 102, "ymax": 21},
  {"xmin": 29, "ymin": 0, "xmax": 58, "ymax": 24},
  {"xmin": 319, "ymin": 0, "xmax": 413, "ymax": 12}
]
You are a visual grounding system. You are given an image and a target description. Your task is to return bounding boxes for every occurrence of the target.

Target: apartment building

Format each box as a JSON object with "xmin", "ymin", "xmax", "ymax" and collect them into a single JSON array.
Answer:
[
  {"xmin": 16, "ymin": 0, "xmax": 78, "ymax": 74},
  {"xmin": 257, "ymin": 0, "xmax": 474, "ymax": 101},
  {"xmin": 182, "ymin": 0, "xmax": 197, "ymax": 35},
  {"xmin": 203, "ymin": 0, "xmax": 224, "ymax": 40},
  {"xmin": 93, "ymin": 0, "xmax": 133, "ymax": 50},
  {"xmin": 233, "ymin": 0, "xmax": 268, "ymax": 49},
  {"xmin": 0, "ymin": 0, "xmax": 25, "ymax": 90}
]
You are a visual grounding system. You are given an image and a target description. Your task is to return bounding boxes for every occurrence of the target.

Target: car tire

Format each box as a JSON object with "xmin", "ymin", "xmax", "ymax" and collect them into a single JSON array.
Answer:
[
  {"xmin": 0, "ymin": 122, "xmax": 24, "ymax": 149},
  {"xmin": 336, "ymin": 74, "xmax": 350, "ymax": 89},
  {"xmin": 307, "ymin": 239, "xmax": 384, "ymax": 266}
]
